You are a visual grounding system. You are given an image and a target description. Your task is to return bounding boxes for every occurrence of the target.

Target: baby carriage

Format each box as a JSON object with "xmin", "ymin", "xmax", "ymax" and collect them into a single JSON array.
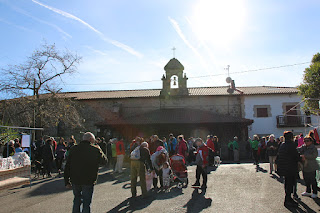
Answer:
[{"xmin": 170, "ymin": 154, "xmax": 188, "ymax": 188}]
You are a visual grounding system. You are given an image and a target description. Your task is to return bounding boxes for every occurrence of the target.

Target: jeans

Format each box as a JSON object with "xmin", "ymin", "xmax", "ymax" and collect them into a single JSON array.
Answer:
[
  {"xmin": 115, "ymin": 155, "xmax": 124, "ymax": 173},
  {"xmin": 303, "ymin": 171, "xmax": 317, "ymax": 194},
  {"xmin": 195, "ymin": 165, "xmax": 207, "ymax": 186},
  {"xmin": 72, "ymin": 185, "xmax": 94, "ymax": 213},
  {"xmin": 269, "ymin": 156, "xmax": 277, "ymax": 172},
  {"xmin": 130, "ymin": 160, "xmax": 147, "ymax": 197}
]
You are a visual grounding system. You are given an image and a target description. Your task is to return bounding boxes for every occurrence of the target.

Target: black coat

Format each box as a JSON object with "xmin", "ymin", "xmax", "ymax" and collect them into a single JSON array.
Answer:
[
  {"xmin": 276, "ymin": 140, "xmax": 300, "ymax": 176},
  {"xmin": 106, "ymin": 142, "xmax": 112, "ymax": 157},
  {"xmin": 140, "ymin": 146, "xmax": 152, "ymax": 170},
  {"xmin": 267, "ymin": 141, "xmax": 278, "ymax": 156},
  {"xmin": 2, "ymin": 145, "xmax": 15, "ymax": 158},
  {"xmin": 42, "ymin": 143, "xmax": 54, "ymax": 162},
  {"xmin": 64, "ymin": 140, "xmax": 107, "ymax": 186}
]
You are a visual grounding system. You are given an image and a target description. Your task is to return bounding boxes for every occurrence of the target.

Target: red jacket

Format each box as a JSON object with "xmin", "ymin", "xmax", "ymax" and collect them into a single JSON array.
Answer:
[
  {"xmin": 197, "ymin": 144, "xmax": 209, "ymax": 166},
  {"xmin": 177, "ymin": 140, "xmax": 188, "ymax": 158},
  {"xmin": 116, "ymin": 140, "xmax": 125, "ymax": 155},
  {"xmin": 206, "ymin": 139, "xmax": 215, "ymax": 152}
]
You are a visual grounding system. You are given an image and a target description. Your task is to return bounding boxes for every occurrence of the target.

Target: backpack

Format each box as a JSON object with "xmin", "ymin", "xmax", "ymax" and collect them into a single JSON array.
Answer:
[{"xmin": 130, "ymin": 146, "xmax": 141, "ymax": 160}]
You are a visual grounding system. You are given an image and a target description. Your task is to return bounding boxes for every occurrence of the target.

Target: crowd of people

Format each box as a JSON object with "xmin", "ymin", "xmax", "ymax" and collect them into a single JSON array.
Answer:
[
  {"xmin": 275, "ymin": 130, "xmax": 319, "ymax": 208},
  {"xmin": 2, "ymin": 129, "xmax": 319, "ymax": 211},
  {"xmin": 62, "ymin": 132, "xmax": 220, "ymax": 212}
]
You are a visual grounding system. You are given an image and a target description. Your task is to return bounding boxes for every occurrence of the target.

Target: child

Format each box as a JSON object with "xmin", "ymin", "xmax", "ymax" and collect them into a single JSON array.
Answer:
[
  {"xmin": 192, "ymin": 138, "xmax": 209, "ymax": 189},
  {"xmin": 162, "ymin": 162, "xmax": 172, "ymax": 190}
]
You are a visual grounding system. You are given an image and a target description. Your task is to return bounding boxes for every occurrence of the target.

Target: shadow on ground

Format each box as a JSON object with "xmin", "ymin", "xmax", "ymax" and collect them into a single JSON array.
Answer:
[
  {"xmin": 285, "ymin": 199, "xmax": 320, "ymax": 213},
  {"xmin": 26, "ymin": 166, "xmax": 130, "ymax": 197},
  {"xmin": 107, "ymin": 186, "xmax": 185, "ymax": 212},
  {"xmin": 183, "ymin": 188, "xmax": 212, "ymax": 213}
]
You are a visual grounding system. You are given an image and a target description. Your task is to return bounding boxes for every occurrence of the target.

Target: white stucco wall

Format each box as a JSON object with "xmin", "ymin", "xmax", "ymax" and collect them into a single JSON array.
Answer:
[{"xmin": 244, "ymin": 94, "xmax": 318, "ymax": 138}]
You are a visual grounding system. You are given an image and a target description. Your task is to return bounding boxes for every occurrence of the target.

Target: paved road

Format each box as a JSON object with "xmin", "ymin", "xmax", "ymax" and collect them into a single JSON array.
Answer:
[{"xmin": 1, "ymin": 163, "xmax": 320, "ymax": 213}]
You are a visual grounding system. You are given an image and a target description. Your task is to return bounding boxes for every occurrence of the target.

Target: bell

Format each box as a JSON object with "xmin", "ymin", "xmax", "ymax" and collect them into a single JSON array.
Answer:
[{"xmin": 173, "ymin": 81, "xmax": 177, "ymax": 86}]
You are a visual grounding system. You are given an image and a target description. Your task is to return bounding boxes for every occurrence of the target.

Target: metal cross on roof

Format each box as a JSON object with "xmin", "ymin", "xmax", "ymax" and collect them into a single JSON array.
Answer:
[{"xmin": 172, "ymin": 47, "xmax": 176, "ymax": 58}]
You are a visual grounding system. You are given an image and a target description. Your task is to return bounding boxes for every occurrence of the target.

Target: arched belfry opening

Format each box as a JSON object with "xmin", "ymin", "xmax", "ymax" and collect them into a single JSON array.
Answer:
[
  {"xmin": 160, "ymin": 58, "xmax": 188, "ymax": 97},
  {"xmin": 170, "ymin": 75, "xmax": 179, "ymax": 89}
]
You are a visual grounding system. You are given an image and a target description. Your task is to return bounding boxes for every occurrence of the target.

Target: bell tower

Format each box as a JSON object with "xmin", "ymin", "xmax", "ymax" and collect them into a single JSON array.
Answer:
[{"xmin": 160, "ymin": 57, "xmax": 188, "ymax": 97}]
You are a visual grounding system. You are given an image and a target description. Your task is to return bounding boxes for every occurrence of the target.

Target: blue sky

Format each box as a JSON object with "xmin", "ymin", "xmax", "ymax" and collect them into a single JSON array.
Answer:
[{"xmin": 0, "ymin": 0, "xmax": 320, "ymax": 93}]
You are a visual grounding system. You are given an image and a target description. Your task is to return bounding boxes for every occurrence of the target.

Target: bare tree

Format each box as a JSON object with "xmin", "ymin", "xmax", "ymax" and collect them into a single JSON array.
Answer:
[
  {"xmin": 0, "ymin": 43, "xmax": 81, "ymax": 98},
  {"xmin": 0, "ymin": 43, "xmax": 83, "ymax": 133}
]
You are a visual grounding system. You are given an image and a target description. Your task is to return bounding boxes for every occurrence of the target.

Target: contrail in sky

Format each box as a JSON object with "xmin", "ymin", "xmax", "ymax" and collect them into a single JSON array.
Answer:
[
  {"xmin": 168, "ymin": 17, "xmax": 213, "ymax": 80},
  {"xmin": 32, "ymin": 0, "xmax": 143, "ymax": 58},
  {"xmin": 12, "ymin": 6, "xmax": 71, "ymax": 39}
]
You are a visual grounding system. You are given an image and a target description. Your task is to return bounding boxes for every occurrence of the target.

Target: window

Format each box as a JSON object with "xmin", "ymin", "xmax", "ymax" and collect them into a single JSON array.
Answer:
[
  {"xmin": 257, "ymin": 108, "xmax": 268, "ymax": 117},
  {"xmin": 253, "ymin": 105, "xmax": 271, "ymax": 118}
]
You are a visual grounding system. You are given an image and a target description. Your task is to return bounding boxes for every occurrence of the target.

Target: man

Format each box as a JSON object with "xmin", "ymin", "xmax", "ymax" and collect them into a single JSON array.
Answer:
[
  {"xmin": 65, "ymin": 132, "xmax": 107, "ymax": 213},
  {"xmin": 115, "ymin": 138, "xmax": 125, "ymax": 173},
  {"xmin": 232, "ymin": 136, "xmax": 240, "ymax": 162},
  {"xmin": 276, "ymin": 131, "xmax": 300, "ymax": 208},
  {"xmin": 267, "ymin": 134, "xmax": 278, "ymax": 174},
  {"xmin": 227, "ymin": 140, "xmax": 234, "ymax": 161},
  {"xmin": 192, "ymin": 138, "xmax": 209, "ymax": 189},
  {"xmin": 3, "ymin": 140, "xmax": 15, "ymax": 158},
  {"xmin": 168, "ymin": 133, "xmax": 177, "ymax": 156},
  {"xmin": 149, "ymin": 135, "xmax": 163, "ymax": 155}
]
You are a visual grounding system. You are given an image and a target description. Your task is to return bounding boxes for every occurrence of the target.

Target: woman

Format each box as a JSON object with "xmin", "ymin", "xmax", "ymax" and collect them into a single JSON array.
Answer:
[
  {"xmin": 42, "ymin": 138, "xmax": 55, "ymax": 178},
  {"xmin": 130, "ymin": 142, "xmax": 152, "ymax": 198},
  {"xmin": 151, "ymin": 147, "xmax": 169, "ymax": 189},
  {"xmin": 251, "ymin": 135, "xmax": 260, "ymax": 166},
  {"xmin": 213, "ymin": 136, "xmax": 220, "ymax": 157},
  {"xmin": 56, "ymin": 138, "xmax": 67, "ymax": 175},
  {"xmin": 279, "ymin": 136, "xmax": 284, "ymax": 146},
  {"xmin": 308, "ymin": 130, "xmax": 317, "ymax": 145},
  {"xmin": 14, "ymin": 142, "xmax": 23, "ymax": 153},
  {"xmin": 177, "ymin": 135, "xmax": 188, "ymax": 159},
  {"xmin": 298, "ymin": 136, "xmax": 319, "ymax": 198}
]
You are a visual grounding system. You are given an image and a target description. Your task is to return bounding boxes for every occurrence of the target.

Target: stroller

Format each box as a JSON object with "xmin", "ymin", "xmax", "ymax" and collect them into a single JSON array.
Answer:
[{"xmin": 170, "ymin": 154, "xmax": 188, "ymax": 188}]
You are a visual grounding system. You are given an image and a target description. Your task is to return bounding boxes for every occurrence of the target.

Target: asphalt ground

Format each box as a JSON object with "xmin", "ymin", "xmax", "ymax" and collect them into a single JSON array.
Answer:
[{"xmin": 1, "ymin": 163, "xmax": 320, "ymax": 213}]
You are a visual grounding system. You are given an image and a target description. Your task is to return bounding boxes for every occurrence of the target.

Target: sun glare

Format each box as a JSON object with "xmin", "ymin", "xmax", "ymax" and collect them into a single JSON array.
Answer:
[{"xmin": 191, "ymin": 0, "xmax": 246, "ymax": 46}]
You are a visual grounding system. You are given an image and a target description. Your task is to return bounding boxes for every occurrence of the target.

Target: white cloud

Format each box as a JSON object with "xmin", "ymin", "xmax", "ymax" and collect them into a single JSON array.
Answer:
[{"xmin": 31, "ymin": 0, "xmax": 143, "ymax": 58}]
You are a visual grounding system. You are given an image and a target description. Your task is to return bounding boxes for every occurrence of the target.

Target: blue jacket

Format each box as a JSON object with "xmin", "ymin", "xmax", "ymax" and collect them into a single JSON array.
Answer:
[{"xmin": 168, "ymin": 138, "xmax": 177, "ymax": 152}]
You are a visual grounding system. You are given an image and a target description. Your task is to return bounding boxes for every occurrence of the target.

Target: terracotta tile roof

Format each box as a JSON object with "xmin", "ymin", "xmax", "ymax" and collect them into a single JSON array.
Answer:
[
  {"xmin": 97, "ymin": 108, "xmax": 253, "ymax": 125},
  {"xmin": 59, "ymin": 86, "xmax": 298, "ymax": 100}
]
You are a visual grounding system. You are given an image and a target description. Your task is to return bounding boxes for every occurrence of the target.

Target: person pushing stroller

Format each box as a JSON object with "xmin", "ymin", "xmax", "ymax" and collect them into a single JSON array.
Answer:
[{"xmin": 192, "ymin": 138, "xmax": 209, "ymax": 189}]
